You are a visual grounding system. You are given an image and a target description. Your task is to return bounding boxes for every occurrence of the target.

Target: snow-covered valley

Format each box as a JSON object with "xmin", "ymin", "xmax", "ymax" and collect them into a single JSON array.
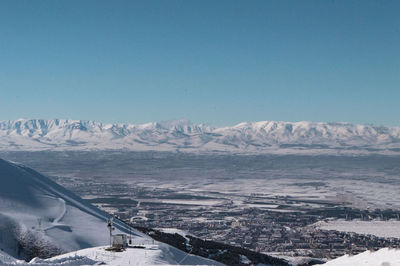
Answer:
[{"xmin": 1, "ymin": 119, "xmax": 400, "ymax": 154}]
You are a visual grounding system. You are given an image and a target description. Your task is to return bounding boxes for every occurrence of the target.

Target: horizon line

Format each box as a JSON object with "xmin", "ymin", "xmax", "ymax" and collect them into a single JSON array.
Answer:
[{"xmin": 1, "ymin": 117, "xmax": 398, "ymax": 129}]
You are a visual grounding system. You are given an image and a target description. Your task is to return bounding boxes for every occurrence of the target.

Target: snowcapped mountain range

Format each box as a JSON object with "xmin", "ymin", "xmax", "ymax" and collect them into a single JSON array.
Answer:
[{"xmin": 1, "ymin": 118, "xmax": 400, "ymax": 154}]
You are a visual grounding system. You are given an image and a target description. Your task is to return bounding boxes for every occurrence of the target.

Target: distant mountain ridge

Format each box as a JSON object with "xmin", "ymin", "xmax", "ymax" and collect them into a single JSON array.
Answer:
[{"xmin": 1, "ymin": 118, "xmax": 400, "ymax": 154}]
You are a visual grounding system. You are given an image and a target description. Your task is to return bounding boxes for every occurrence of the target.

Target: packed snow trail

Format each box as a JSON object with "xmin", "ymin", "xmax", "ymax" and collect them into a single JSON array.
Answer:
[{"xmin": 40, "ymin": 197, "xmax": 67, "ymax": 232}]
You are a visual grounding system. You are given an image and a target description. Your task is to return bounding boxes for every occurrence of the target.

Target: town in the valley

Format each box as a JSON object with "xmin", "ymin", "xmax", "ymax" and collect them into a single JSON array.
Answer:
[{"xmin": 67, "ymin": 179, "xmax": 400, "ymax": 260}]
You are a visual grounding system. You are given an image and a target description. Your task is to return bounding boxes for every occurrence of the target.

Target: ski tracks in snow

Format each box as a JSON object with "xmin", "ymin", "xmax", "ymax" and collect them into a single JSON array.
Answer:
[{"xmin": 42, "ymin": 196, "xmax": 68, "ymax": 232}]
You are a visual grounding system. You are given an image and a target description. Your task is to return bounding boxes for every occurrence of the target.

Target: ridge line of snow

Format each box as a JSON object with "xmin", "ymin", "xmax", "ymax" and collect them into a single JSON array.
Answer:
[{"xmin": 1, "ymin": 118, "xmax": 400, "ymax": 154}]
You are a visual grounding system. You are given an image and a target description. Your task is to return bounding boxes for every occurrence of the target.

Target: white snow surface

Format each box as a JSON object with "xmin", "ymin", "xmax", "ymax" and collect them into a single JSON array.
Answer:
[
  {"xmin": 155, "ymin": 228, "xmax": 195, "ymax": 238},
  {"xmin": 323, "ymin": 248, "xmax": 400, "ymax": 266},
  {"xmin": 0, "ymin": 158, "xmax": 144, "ymax": 257},
  {"xmin": 0, "ymin": 159, "xmax": 222, "ymax": 265},
  {"xmin": 313, "ymin": 219, "xmax": 400, "ymax": 239},
  {"xmin": 48, "ymin": 244, "xmax": 221, "ymax": 266},
  {"xmin": 1, "ymin": 119, "xmax": 400, "ymax": 154},
  {"xmin": 0, "ymin": 244, "xmax": 223, "ymax": 265}
]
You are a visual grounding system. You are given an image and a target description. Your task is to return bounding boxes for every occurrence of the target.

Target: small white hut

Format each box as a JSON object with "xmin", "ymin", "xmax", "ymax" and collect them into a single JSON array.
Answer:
[{"xmin": 112, "ymin": 234, "xmax": 128, "ymax": 248}]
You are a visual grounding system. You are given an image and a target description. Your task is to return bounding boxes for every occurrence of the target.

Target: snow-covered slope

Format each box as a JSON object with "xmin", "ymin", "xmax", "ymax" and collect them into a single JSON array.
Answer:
[
  {"xmin": 0, "ymin": 159, "xmax": 221, "ymax": 265},
  {"xmin": 0, "ymin": 158, "xmax": 145, "ymax": 259},
  {"xmin": 45, "ymin": 244, "xmax": 222, "ymax": 266},
  {"xmin": 323, "ymin": 248, "xmax": 400, "ymax": 265},
  {"xmin": 1, "ymin": 119, "xmax": 400, "ymax": 154},
  {"xmin": 1, "ymin": 244, "xmax": 224, "ymax": 266}
]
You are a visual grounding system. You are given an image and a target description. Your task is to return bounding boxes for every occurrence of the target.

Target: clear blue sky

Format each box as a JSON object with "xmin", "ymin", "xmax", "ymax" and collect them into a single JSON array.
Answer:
[{"xmin": 0, "ymin": 0, "xmax": 399, "ymax": 126}]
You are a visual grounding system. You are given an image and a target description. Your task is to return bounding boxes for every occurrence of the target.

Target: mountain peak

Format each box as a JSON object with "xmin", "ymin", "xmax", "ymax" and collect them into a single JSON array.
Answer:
[{"xmin": 0, "ymin": 119, "xmax": 399, "ymax": 154}]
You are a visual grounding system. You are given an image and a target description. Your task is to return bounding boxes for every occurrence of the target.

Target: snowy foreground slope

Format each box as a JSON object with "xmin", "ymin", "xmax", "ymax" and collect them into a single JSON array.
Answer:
[
  {"xmin": 323, "ymin": 248, "xmax": 400, "ymax": 266},
  {"xmin": 1, "ymin": 119, "xmax": 400, "ymax": 154},
  {"xmin": 0, "ymin": 159, "xmax": 222, "ymax": 265},
  {"xmin": 0, "ymin": 244, "xmax": 223, "ymax": 266}
]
